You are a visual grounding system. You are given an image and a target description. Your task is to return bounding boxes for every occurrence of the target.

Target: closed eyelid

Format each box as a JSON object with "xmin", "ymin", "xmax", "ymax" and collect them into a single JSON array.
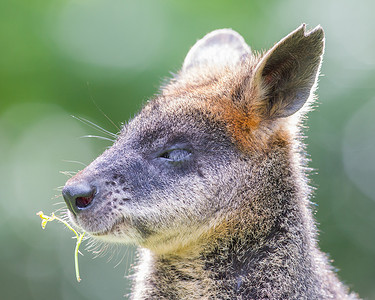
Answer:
[{"xmin": 159, "ymin": 149, "xmax": 192, "ymax": 161}]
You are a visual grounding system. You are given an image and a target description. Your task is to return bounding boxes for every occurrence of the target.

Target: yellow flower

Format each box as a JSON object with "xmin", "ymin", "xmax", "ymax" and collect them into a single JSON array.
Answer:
[{"xmin": 36, "ymin": 211, "xmax": 86, "ymax": 282}]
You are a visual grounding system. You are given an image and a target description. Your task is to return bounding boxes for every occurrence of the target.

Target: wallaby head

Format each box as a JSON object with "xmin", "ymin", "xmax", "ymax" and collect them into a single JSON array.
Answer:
[{"xmin": 62, "ymin": 25, "xmax": 358, "ymax": 299}]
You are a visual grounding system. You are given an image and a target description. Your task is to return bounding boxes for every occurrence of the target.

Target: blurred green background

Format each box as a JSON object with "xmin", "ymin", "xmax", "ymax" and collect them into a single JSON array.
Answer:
[{"xmin": 1, "ymin": 0, "xmax": 374, "ymax": 299}]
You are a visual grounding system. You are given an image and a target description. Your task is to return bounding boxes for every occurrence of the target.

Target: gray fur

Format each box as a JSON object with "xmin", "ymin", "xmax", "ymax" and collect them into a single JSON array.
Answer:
[{"xmin": 63, "ymin": 25, "xmax": 360, "ymax": 299}]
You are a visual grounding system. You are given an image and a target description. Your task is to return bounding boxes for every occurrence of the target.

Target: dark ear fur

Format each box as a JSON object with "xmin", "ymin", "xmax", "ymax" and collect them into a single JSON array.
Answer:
[{"xmin": 251, "ymin": 24, "xmax": 325, "ymax": 119}]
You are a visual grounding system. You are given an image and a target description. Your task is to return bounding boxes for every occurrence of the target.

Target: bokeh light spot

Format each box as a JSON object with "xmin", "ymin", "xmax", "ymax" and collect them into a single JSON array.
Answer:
[{"xmin": 342, "ymin": 98, "xmax": 375, "ymax": 201}]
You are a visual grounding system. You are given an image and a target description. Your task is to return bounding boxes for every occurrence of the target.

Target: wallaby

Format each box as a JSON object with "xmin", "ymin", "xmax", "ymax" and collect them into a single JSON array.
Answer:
[{"xmin": 62, "ymin": 24, "xmax": 360, "ymax": 299}]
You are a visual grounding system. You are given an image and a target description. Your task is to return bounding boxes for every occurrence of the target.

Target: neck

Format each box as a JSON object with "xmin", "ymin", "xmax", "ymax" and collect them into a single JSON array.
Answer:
[{"xmin": 131, "ymin": 204, "xmax": 324, "ymax": 299}]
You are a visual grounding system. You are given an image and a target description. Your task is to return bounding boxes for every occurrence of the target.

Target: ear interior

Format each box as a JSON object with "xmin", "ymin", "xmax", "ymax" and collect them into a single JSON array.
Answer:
[
  {"xmin": 182, "ymin": 29, "xmax": 251, "ymax": 72},
  {"xmin": 251, "ymin": 24, "xmax": 325, "ymax": 119}
]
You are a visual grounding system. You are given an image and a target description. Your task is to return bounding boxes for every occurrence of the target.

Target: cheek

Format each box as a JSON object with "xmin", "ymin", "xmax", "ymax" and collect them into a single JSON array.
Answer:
[
  {"xmin": 120, "ymin": 156, "xmax": 231, "ymax": 226},
  {"xmin": 136, "ymin": 181, "xmax": 225, "ymax": 254},
  {"xmin": 135, "ymin": 177, "xmax": 218, "ymax": 228}
]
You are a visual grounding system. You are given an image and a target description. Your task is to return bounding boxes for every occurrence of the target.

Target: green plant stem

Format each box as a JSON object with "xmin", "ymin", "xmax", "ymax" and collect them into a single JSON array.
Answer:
[{"xmin": 37, "ymin": 211, "xmax": 85, "ymax": 282}]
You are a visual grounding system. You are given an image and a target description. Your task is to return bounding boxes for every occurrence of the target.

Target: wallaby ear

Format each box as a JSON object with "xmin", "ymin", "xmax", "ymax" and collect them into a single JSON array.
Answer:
[
  {"xmin": 251, "ymin": 24, "xmax": 325, "ymax": 119},
  {"xmin": 182, "ymin": 29, "xmax": 251, "ymax": 72}
]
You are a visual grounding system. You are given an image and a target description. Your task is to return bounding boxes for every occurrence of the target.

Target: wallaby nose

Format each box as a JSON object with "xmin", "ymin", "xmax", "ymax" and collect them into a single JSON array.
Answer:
[{"xmin": 62, "ymin": 182, "xmax": 96, "ymax": 215}]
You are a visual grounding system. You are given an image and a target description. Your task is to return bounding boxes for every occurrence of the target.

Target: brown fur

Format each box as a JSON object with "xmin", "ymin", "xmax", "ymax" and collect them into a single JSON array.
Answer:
[{"xmin": 62, "ymin": 24, "xmax": 360, "ymax": 299}]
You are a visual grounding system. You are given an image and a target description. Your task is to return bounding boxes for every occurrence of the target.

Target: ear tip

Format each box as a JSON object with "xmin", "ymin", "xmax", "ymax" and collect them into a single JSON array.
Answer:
[
  {"xmin": 308, "ymin": 25, "xmax": 324, "ymax": 36},
  {"xmin": 294, "ymin": 23, "xmax": 324, "ymax": 35},
  {"xmin": 295, "ymin": 24, "xmax": 325, "ymax": 51},
  {"xmin": 302, "ymin": 24, "xmax": 325, "ymax": 40}
]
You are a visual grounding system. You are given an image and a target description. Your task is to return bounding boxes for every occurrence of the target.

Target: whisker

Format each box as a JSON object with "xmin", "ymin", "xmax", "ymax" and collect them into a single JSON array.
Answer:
[
  {"xmin": 107, "ymin": 245, "xmax": 118, "ymax": 263},
  {"xmin": 59, "ymin": 171, "xmax": 78, "ymax": 178},
  {"xmin": 80, "ymin": 135, "xmax": 116, "ymax": 143},
  {"xmin": 86, "ymin": 81, "xmax": 121, "ymax": 132},
  {"xmin": 55, "ymin": 184, "xmax": 67, "ymax": 189},
  {"xmin": 62, "ymin": 160, "xmax": 88, "ymax": 167},
  {"xmin": 52, "ymin": 205, "xmax": 66, "ymax": 213},
  {"xmin": 72, "ymin": 116, "xmax": 117, "ymax": 138},
  {"xmin": 87, "ymin": 239, "xmax": 111, "ymax": 259},
  {"xmin": 52, "ymin": 194, "xmax": 63, "ymax": 200},
  {"xmin": 93, "ymin": 102, "xmax": 121, "ymax": 132},
  {"xmin": 53, "ymin": 207, "xmax": 67, "ymax": 214},
  {"xmin": 114, "ymin": 251, "xmax": 127, "ymax": 269},
  {"xmin": 124, "ymin": 247, "xmax": 136, "ymax": 278}
]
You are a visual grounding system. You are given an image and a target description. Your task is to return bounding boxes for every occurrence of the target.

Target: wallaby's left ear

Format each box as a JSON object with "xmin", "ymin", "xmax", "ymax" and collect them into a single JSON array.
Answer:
[
  {"xmin": 182, "ymin": 29, "xmax": 251, "ymax": 72},
  {"xmin": 251, "ymin": 24, "xmax": 325, "ymax": 119}
]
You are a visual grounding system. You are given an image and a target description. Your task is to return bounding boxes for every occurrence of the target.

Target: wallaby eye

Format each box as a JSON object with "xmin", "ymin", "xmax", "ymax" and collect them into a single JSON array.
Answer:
[{"xmin": 159, "ymin": 149, "xmax": 191, "ymax": 162}]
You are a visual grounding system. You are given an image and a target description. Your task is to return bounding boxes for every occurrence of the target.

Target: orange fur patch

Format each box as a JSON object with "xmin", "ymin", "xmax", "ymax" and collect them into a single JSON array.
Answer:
[
  {"xmin": 208, "ymin": 96, "xmax": 269, "ymax": 152},
  {"xmin": 206, "ymin": 95, "xmax": 292, "ymax": 153}
]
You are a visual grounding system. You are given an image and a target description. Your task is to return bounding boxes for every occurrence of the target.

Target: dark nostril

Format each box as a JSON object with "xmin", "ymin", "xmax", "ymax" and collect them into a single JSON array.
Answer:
[
  {"xmin": 62, "ymin": 182, "xmax": 96, "ymax": 215},
  {"xmin": 76, "ymin": 194, "xmax": 94, "ymax": 209}
]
